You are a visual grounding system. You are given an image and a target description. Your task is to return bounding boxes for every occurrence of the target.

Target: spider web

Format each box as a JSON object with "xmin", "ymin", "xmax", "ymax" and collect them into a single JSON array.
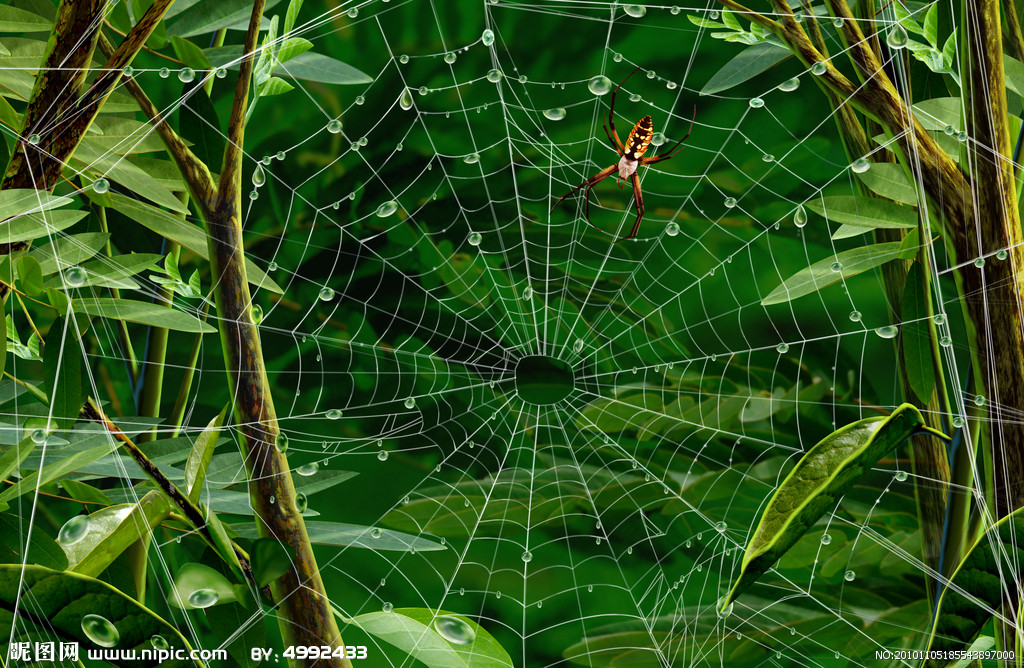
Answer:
[{"xmin": 1, "ymin": 0, "xmax": 992, "ymax": 665}]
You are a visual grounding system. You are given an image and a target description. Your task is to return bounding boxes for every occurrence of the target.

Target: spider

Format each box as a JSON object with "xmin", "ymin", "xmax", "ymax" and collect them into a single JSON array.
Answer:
[{"xmin": 550, "ymin": 66, "xmax": 695, "ymax": 241}]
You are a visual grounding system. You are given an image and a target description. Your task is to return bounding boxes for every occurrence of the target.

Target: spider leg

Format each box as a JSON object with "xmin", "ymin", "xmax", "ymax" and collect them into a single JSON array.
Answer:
[
  {"xmin": 617, "ymin": 172, "xmax": 645, "ymax": 242},
  {"xmin": 551, "ymin": 164, "xmax": 618, "ymax": 230},
  {"xmin": 603, "ymin": 123, "xmax": 622, "ymax": 154},
  {"xmin": 641, "ymin": 104, "xmax": 696, "ymax": 165},
  {"xmin": 608, "ymin": 66, "xmax": 642, "ymax": 154}
]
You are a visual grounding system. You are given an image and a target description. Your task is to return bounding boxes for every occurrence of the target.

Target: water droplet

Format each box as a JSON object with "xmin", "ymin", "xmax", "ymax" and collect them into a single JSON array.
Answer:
[
  {"xmin": 347, "ymin": 7, "xmax": 358, "ymax": 17},
  {"xmin": 624, "ymin": 4, "xmax": 647, "ymax": 17},
  {"xmin": 251, "ymin": 164, "xmax": 266, "ymax": 188},
  {"xmin": 952, "ymin": 416, "xmax": 964, "ymax": 428},
  {"xmin": 724, "ymin": 197, "xmax": 737, "ymax": 208},
  {"xmin": 895, "ymin": 470, "xmax": 908, "ymax": 482},
  {"xmin": 849, "ymin": 310, "xmax": 862, "ymax": 322},
  {"xmin": 832, "ymin": 16, "xmax": 844, "ymax": 27},
  {"xmin": 429, "ymin": 615, "xmax": 477, "ymax": 645},
  {"xmin": 275, "ymin": 432, "xmax": 289, "ymax": 453},
  {"xmin": 377, "ymin": 201, "xmax": 399, "ymax": 217},
  {"xmin": 188, "ymin": 588, "xmax": 219, "ymax": 609},
  {"xmin": 249, "ymin": 190, "xmax": 259, "ymax": 201},
  {"xmin": 327, "ymin": 119, "xmax": 343, "ymax": 134},
  {"xmin": 957, "ymin": 130, "xmax": 968, "ymax": 141},
  {"xmin": 64, "ymin": 266, "xmax": 88, "ymax": 288},
  {"xmin": 587, "ymin": 584, "xmax": 594, "ymax": 592},
  {"xmin": 371, "ymin": 528, "xmax": 382, "ymax": 538},
  {"xmin": 92, "ymin": 177, "xmax": 110, "ymax": 194},
  {"xmin": 573, "ymin": 339, "xmax": 585, "ymax": 353},
  {"xmin": 251, "ymin": 304, "xmax": 263, "ymax": 324},
  {"xmin": 522, "ymin": 550, "xmax": 533, "ymax": 563},
  {"xmin": 975, "ymin": 394, "xmax": 986, "ymax": 406},
  {"xmin": 382, "ymin": 602, "xmax": 393, "ymax": 613},
  {"xmin": 646, "ymin": 70, "xmax": 656, "ymax": 79},
  {"xmin": 671, "ymin": 5, "xmax": 681, "ymax": 14},
  {"xmin": 399, "ymin": 88, "xmax": 413, "ymax": 111},
  {"xmin": 82, "ymin": 614, "xmax": 119, "ymax": 647},
  {"xmin": 464, "ymin": 153, "xmax": 480, "ymax": 164},
  {"xmin": 178, "ymin": 68, "xmax": 195, "ymax": 83},
  {"xmin": 875, "ymin": 325, "xmax": 898, "ymax": 339},
  {"xmin": 974, "ymin": 257, "xmax": 986, "ymax": 268},
  {"xmin": 820, "ymin": 533, "xmax": 832, "ymax": 545},
  {"xmin": 749, "ymin": 97, "xmax": 764, "ymax": 108},
  {"xmin": 58, "ymin": 515, "xmax": 91, "ymax": 545},
  {"xmin": 811, "ymin": 62, "xmax": 827, "ymax": 75},
  {"xmin": 588, "ymin": 75, "xmax": 613, "ymax": 96},
  {"xmin": 779, "ymin": 77, "xmax": 801, "ymax": 92},
  {"xmin": 444, "ymin": 52, "xmax": 457, "ymax": 64},
  {"xmin": 487, "ymin": 69, "xmax": 502, "ymax": 83},
  {"xmin": 717, "ymin": 599, "xmax": 734, "ymax": 618},
  {"xmin": 375, "ymin": 448, "xmax": 389, "ymax": 461},
  {"xmin": 522, "ymin": 286, "xmax": 533, "ymax": 300},
  {"xmin": 715, "ymin": 521, "xmax": 727, "ymax": 533},
  {"xmin": 998, "ymin": 249, "xmax": 1009, "ymax": 260},
  {"xmin": 295, "ymin": 492, "xmax": 308, "ymax": 513},
  {"xmin": 887, "ymin": 25, "xmax": 909, "ymax": 49},
  {"xmin": 665, "ymin": 222, "xmax": 680, "ymax": 236},
  {"xmin": 543, "ymin": 107, "xmax": 566, "ymax": 121},
  {"xmin": 710, "ymin": 10, "xmax": 721, "ymax": 18},
  {"xmin": 850, "ymin": 158, "xmax": 871, "ymax": 173},
  {"xmin": 151, "ymin": 635, "xmax": 168, "ymax": 650},
  {"xmin": 933, "ymin": 314, "xmax": 946, "ymax": 325},
  {"xmin": 792, "ymin": 205, "xmax": 808, "ymax": 228},
  {"xmin": 830, "ymin": 261, "xmax": 843, "ymax": 272},
  {"xmin": 940, "ymin": 335, "xmax": 953, "ymax": 347},
  {"xmin": 481, "ymin": 29, "xmax": 495, "ymax": 46},
  {"xmin": 944, "ymin": 124, "xmax": 956, "ymax": 136},
  {"xmin": 844, "ymin": 569, "xmax": 856, "ymax": 582},
  {"xmin": 216, "ymin": 67, "xmax": 227, "ymax": 79},
  {"xmin": 763, "ymin": 153, "xmax": 775, "ymax": 162},
  {"xmin": 399, "ymin": 54, "xmax": 410, "ymax": 64},
  {"xmin": 27, "ymin": 133, "xmax": 41, "ymax": 145},
  {"xmin": 776, "ymin": 342, "xmax": 789, "ymax": 354},
  {"xmin": 297, "ymin": 462, "xmax": 318, "ymax": 476},
  {"xmin": 268, "ymin": 261, "xmax": 278, "ymax": 272},
  {"xmin": 159, "ymin": 67, "xmax": 170, "ymax": 78}
]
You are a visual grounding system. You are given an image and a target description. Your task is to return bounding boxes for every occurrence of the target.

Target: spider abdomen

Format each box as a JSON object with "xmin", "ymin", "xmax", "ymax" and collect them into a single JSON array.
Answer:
[{"xmin": 625, "ymin": 115, "xmax": 653, "ymax": 160}]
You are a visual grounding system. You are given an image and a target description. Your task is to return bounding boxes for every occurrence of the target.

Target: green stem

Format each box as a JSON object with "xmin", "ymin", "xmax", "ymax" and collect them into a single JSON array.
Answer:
[
  {"xmin": 169, "ymin": 303, "xmax": 208, "ymax": 437},
  {"xmin": 94, "ymin": 203, "xmax": 139, "ymax": 385}
]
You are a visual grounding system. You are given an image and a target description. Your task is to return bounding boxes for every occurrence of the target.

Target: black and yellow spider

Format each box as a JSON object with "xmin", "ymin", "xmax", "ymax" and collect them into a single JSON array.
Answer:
[{"xmin": 551, "ymin": 66, "xmax": 695, "ymax": 241}]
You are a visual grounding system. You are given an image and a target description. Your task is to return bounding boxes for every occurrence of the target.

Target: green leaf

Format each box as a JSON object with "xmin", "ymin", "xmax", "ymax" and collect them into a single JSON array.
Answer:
[
  {"xmin": 0, "ymin": 512, "xmax": 68, "ymax": 570},
  {"xmin": 74, "ymin": 297, "xmax": 216, "ymax": 333},
  {"xmin": 0, "ymin": 445, "xmax": 112, "ymax": 508},
  {"xmin": 185, "ymin": 405, "xmax": 228, "ymax": 503},
  {"xmin": 856, "ymin": 163, "xmax": 920, "ymax": 205},
  {"xmin": 166, "ymin": 0, "xmax": 282, "ymax": 37},
  {"xmin": 699, "ymin": 42, "xmax": 790, "ymax": 95},
  {"xmin": 687, "ymin": 15, "xmax": 728, "ymax": 29},
  {"xmin": 259, "ymin": 76, "xmax": 295, "ymax": 97},
  {"xmin": 206, "ymin": 47, "xmax": 373, "ymax": 85},
  {"xmin": 62, "ymin": 491, "xmax": 172, "ymax": 578},
  {"xmin": 275, "ymin": 36, "xmax": 313, "ymax": 63},
  {"xmin": 761, "ymin": 241, "xmax": 916, "ymax": 305},
  {"xmin": 107, "ymin": 194, "xmax": 284, "ymax": 294},
  {"xmin": 806, "ymin": 196, "xmax": 918, "ymax": 230},
  {"xmin": 0, "ymin": 436, "xmax": 38, "ymax": 493},
  {"xmin": 721, "ymin": 8, "xmax": 741, "ymax": 30},
  {"xmin": 46, "ymin": 287, "xmax": 70, "ymax": 315},
  {"xmin": 926, "ymin": 506, "xmax": 1024, "ymax": 665},
  {"xmin": 913, "ymin": 96, "xmax": 962, "ymax": 131},
  {"xmin": 901, "ymin": 263, "xmax": 936, "ymax": 403},
  {"xmin": 42, "ymin": 318, "xmax": 84, "ymax": 429},
  {"xmin": 29, "ymin": 232, "xmax": 109, "ymax": 275},
  {"xmin": 0, "ymin": 209, "xmax": 88, "ymax": 245},
  {"xmin": 72, "ymin": 143, "xmax": 187, "ymax": 213},
  {"xmin": 342, "ymin": 607, "xmax": 513, "ymax": 668},
  {"xmin": 0, "ymin": 565, "xmax": 197, "ymax": 664},
  {"xmin": 0, "ymin": 190, "xmax": 73, "ymax": 223},
  {"xmin": 923, "ymin": 2, "xmax": 938, "ymax": 44},
  {"xmin": 59, "ymin": 478, "xmax": 112, "ymax": 506},
  {"xmin": 722, "ymin": 404, "xmax": 947, "ymax": 609},
  {"xmin": 176, "ymin": 78, "xmax": 222, "ymax": 169},
  {"xmin": 169, "ymin": 35, "xmax": 212, "ymax": 72},
  {"xmin": 230, "ymin": 520, "xmax": 445, "ymax": 552},
  {"xmin": 0, "ymin": 6, "xmax": 50, "ymax": 32},
  {"xmin": 168, "ymin": 561, "xmax": 238, "ymax": 609},
  {"xmin": 16, "ymin": 255, "xmax": 42, "ymax": 296},
  {"xmin": 283, "ymin": 0, "xmax": 304, "ymax": 34},
  {"xmin": 250, "ymin": 537, "xmax": 295, "ymax": 587}
]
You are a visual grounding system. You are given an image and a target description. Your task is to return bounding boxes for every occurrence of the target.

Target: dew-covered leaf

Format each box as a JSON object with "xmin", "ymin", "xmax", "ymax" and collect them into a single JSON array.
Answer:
[
  {"xmin": 168, "ymin": 561, "xmax": 238, "ymax": 609},
  {"xmin": 722, "ymin": 404, "xmax": 946, "ymax": 609},
  {"xmin": 231, "ymin": 520, "xmax": 446, "ymax": 552},
  {"xmin": 205, "ymin": 46, "xmax": 372, "ymax": 85},
  {"xmin": 0, "ymin": 209, "xmax": 88, "ymax": 245},
  {"xmin": 341, "ymin": 607, "xmax": 512, "ymax": 668},
  {"xmin": 0, "ymin": 565, "xmax": 196, "ymax": 665},
  {"xmin": 856, "ymin": 163, "xmax": 920, "ymax": 205},
  {"xmin": 62, "ymin": 491, "xmax": 172, "ymax": 577},
  {"xmin": 700, "ymin": 42, "xmax": 790, "ymax": 95},
  {"xmin": 806, "ymin": 196, "xmax": 918, "ymax": 230},
  {"xmin": 28, "ymin": 233, "xmax": 109, "ymax": 275},
  {"xmin": 761, "ymin": 241, "xmax": 915, "ymax": 305},
  {"xmin": 166, "ymin": 0, "xmax": 282, "ymax": 37},
  {"xmin": 73, "ymin": 298, "xmax": 215, "ymax": 334},
  {"xmin": 185, "ymin": 405, "xmax": 228, "ymax": 503}
]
